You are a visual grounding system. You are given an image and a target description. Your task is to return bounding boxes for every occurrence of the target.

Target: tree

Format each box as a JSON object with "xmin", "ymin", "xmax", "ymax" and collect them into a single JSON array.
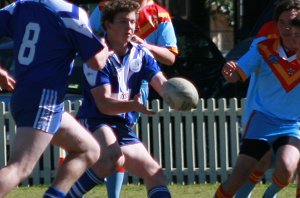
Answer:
[{"xmin": 209, "ymin": 0, "xmax": 234, "ymax": 26}]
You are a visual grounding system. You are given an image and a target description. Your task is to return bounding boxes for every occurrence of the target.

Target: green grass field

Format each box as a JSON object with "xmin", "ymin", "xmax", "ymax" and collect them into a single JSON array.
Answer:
[{"xmin": 6, "ymin": 183, "xmax": 297, "ymax": 197}]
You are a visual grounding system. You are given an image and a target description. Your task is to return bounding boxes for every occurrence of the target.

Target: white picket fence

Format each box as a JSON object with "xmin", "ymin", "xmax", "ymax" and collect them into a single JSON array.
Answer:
[{"xmin": 0, "ymin": 98, "xmax": 274, "ymax": 186}]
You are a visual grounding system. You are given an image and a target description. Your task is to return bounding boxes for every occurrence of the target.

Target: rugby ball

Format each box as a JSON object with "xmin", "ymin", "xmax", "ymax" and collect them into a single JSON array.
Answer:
[{"xmin": 161, "ymin": 77, "xmax": 199, "ymax": 111}]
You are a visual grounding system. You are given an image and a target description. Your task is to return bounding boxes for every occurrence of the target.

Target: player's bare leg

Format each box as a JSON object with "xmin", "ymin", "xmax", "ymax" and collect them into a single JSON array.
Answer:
[
  {"xmin": 0, "ymin": 127, "xmax": 53, "ymax": 197},
  {"xmin": 122, "ymin": 143, "xmax": 166, "ymax": 190},
  {"xmin": 50, "ymin": 112, "xmax": 100, "ymax": 192},
  {"xmin": 296, "ymin": 161, "xmax": 300, "ymax": 197},
  {"xmin": 66, "ymin": 125, "xmax": 124, "ymax": 197},
  {"xmin": 220, "ymin": 154, "xmax": 258, "ymax": 196},
  {"xmin": 273, "ymin": 144, "xmax": 299, "ymax": 184},
  {"xmin": 89, "ymin": 126, "xmax": 124, "ymax": 179},
  {"xmin": 263, "ymin": 143, "xmax": 300, "ymax": 197},
  {"xmin": 236, "ymin": 150, "xmax": 273, "ymax": 198}
]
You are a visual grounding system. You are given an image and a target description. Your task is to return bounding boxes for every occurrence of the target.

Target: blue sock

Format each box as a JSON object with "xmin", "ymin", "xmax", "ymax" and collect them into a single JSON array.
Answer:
[
  {"xmin": 44, "ymin": 186, "xmax": 66, "ymax": 198},
  {"xmin": 148, "ymin": 185, "xmax": 171, "ymax": 198},
  {"xmin": 66, "ymin": 168, "xmax": 104, "ymax": 198},
  {"xmin": 235, "ymin": 181, "xmax": 255, "ymax": 198},
  {"xmin": 263, "ymin": 183, "xmax": 280, "ymax": 198},
  {"xmin": 106, "ymin": 171, "xmax": 125, "ymax": 198}
]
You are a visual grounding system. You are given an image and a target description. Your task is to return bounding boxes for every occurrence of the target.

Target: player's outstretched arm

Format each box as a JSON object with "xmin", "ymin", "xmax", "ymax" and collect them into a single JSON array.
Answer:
[
  {"xmin": 91, "ymin": 84, "xmax": 155, "ymax": 115},
  {"xmin": 131, "ymin": 35, "xmax": 176, "ymax": 66},
  {"xmin": 132, "ymin": 93, "xmax": 156, "ymax": 115},
  {"xmin": 222, "ymin": 61, "xmax": 241, "ymax": 83},
  {"xmin": 149, "ymin": 72, "xmax": 168, "ymax": 97},
  {"xmin": 0, "ymin": 67, "xmax": 15, "ymax": 92}
]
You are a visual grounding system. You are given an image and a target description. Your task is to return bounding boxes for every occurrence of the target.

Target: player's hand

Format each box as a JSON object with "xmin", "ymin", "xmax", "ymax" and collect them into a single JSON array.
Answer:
[
  {"xmin": 222, "ymin": 61, "xmax": 240, "ymax": 82},
  {"xmin": 131, "ymin": 35, "xmax": 146, "ymax": 45},
  {"xmin": 132, "ymin": 93, "xmax": 156, "ymax": 115},
  {"xmin": 89, "ymin": 38, "xmax": 115, "ymax": 70},
  {"xmin": 0, "ymin": 67, "xmax": 15, "ymax": 92}
]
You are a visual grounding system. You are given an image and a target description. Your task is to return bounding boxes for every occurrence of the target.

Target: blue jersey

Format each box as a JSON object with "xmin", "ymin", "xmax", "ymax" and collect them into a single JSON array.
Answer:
[
  {"xmin": 237, "ymin": 37, "xmax": 300, "ymax": 121},
  {"xmin": 0, "ymin": 0, "xmax": 103, "ymax": 102},
  {"xmin": 77, "ymin": 42, "xmax": 161, "ymax": 126}
]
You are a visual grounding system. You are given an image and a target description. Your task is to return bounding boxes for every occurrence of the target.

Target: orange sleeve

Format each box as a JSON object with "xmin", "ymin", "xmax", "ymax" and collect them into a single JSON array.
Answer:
[{"xmin": 236, "ymin": 67, "xmax": 248, "ymax": 82}]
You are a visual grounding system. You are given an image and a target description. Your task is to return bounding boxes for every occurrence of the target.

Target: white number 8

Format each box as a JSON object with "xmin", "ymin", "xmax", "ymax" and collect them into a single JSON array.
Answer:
[{"xmin": 18, "ymin": 22, "xmax": 40, "ymax": 65}]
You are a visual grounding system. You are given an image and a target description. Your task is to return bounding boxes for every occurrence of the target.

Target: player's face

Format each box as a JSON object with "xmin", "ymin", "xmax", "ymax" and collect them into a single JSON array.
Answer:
[
  {"xmin": 277, "ymin": 9, "xmax": 298, "ymax": 50},
  {"xmin": 107, "ymin": 11, "xmax": 136, "ymax": 44}
]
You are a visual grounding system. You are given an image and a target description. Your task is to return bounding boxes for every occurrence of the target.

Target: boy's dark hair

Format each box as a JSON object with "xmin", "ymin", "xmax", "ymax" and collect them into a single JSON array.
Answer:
[
  {"xmin": 101, "ymin": 0, "xmax": 140, "ymax": 31},
  {"xmin": 273, "ymin": 0, "xmax": 300, "ymax": 21}
]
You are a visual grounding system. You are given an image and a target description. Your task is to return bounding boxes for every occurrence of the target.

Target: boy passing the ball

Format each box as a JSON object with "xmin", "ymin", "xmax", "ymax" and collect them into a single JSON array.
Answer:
[
  {"xmin": 66, "ymin": 0, "xmax": 171, "ymax": 197},
  {"xmin": 89, "ymin": 1, "xmax": 178, "ymax": 197}
]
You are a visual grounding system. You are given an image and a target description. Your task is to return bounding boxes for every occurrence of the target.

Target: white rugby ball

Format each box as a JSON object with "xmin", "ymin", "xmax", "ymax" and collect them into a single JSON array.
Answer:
[{"xmin": 161, "ymin": 77, "xmax": 199, "ymax": 111}]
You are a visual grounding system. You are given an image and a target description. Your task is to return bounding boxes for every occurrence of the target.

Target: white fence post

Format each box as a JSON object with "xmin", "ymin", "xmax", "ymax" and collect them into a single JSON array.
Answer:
[
  {"xmin": 195, "ymin": 99, "xmax": 207, "ymax": 183},
  {"xmin": 0, "ymin": 102, "xmax": 7, "ymax": 168}
]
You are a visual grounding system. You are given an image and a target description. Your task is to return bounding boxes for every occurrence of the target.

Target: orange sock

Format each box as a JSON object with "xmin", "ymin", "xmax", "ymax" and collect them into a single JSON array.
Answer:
[
  {"xmin": 58, "ymin": 157, "xmax": 65, "ymax": 167},
  {"xmin": 272, "ymin": 175, "xmax": 288, "ymax": 188},
  {"xmin": 117, "ymin": 167, "xmax": 125, "ymax": 172},
  {"xmin": 215, "ymin": 185, "xmax": 234, "ymax": 198},
  {"xmin": 249, "ymin": 171, "xmax": 264, "ymax": 184}
]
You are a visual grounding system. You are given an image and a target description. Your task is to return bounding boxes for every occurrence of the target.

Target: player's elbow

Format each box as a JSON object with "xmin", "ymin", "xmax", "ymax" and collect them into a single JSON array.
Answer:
[
  {"xmin": 97, "ymin": 104, "xmax": 113, "ymax": 115},
  {"xmin": 159, "ymin": 54, "xmax": 176, "ymax": 66},
  {"xmin": 96, "ymin": 101, "xmax": 117, "ymax": 115},
  {"xmin": 100, "ymin": 108, "xmax": 114, "ymax": 115},
  {"xmin": 163, "ymin": 58, "xmax": 175, "ymax": 66}
]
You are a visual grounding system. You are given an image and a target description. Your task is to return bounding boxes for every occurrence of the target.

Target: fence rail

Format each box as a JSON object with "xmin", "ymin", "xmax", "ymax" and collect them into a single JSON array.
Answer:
[{"xmin": 0, "ymin": 98, "xmax": 273, "ymax": 186}]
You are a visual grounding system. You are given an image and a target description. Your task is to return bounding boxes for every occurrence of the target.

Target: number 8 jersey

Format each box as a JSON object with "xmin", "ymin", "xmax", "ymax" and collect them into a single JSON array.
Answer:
[{"xmin": 0, "ymin": 0, "xmax": 103, "ymax": 102}]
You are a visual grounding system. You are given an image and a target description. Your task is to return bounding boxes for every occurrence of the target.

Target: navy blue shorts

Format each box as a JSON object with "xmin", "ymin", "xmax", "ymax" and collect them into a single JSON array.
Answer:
[
  {"xmin": 79, "ymin": 117, "xmax": 141, "ymax": 146},
  {"xmin": 11, "ymin": 88, "xmax": 64, "ymax": 134}
]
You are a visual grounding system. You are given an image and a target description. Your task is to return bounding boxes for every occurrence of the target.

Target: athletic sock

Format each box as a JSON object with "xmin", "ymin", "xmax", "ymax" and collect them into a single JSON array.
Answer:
[
  {"xmin": 263, "ymin": 175, "xmax": 286, "ymax": 198},
  {"xmin": 66, "ymin": 168, "xmax": 104, "ymax": 198},
  {"xmin": 235, "ymin": 170, "xmax": 264, "ymax": 198},
  {"xmin": 148, "ymin": 185, "xmax": 171, "ymax": 198},
  {"xmin": 214, "ymin": 185, "xmax": 234, "ymax": 198},
  {"xmin": 44, "ymin": 186, "xmax": 66, "ymax": 198},
  {"xmin": 235, "ymin": 181, "xmax": 255, "ymax": 198},
  {"xmin": 106, "ymin": 167, "xmax": 125, "ymax": 198}
]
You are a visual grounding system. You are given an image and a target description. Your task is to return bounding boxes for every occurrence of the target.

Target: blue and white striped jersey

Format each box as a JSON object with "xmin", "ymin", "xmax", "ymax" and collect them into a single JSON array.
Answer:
[
  {"xmin": 77, "ymin": 42, "xmax": 161, "ymax": 126},
  {"xmin": 0, "ymin": 0, "xmax": 103, "ymax": 102}
]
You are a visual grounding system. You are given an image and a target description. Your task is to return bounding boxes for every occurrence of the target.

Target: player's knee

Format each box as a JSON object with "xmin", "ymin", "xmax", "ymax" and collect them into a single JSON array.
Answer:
[
  {"xmin": 279, "ymin": 160, "xmax": 298, "ymax": 182},
  {"xmin": 11, "ymin": 163, "xmax": 35, "ymax": 182},
  {"xmin": 115, "ymin": 154, "xmax": 125, "ymax": 169},
  {"xmin": 105, "ymin": 148, "xmax": 122, "ymax": 163},
  {"xmin": 144, "ymin": 163, "xmax": 166, "ymax": 182},
  {"xmin": 146, "ymin": 167, "xmax": 166, "ymax": 185},
  {"xmin": 85, "ymin": 142, "xmax": 101, "ymax": 167},
  {"xmin": 97, "ymin": 149, "xmax": 123, "ymax": 171}
]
